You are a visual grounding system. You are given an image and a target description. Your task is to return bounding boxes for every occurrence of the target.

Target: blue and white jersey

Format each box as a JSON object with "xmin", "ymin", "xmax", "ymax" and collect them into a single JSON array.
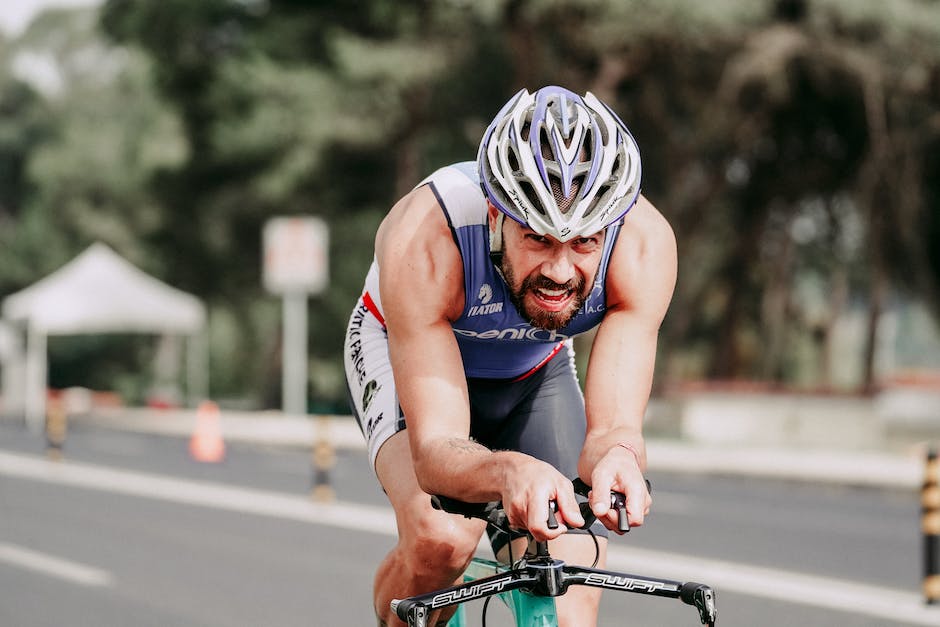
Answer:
[{"xmin": 363, "ymin": 161, "xmax": 621, "ymax": 379}]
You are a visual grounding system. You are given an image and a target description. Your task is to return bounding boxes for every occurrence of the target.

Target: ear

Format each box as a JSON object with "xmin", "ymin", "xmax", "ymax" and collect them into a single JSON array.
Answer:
[{"xmin": 487, "ymin": 202, "xmax": 500, "ymax": 233}]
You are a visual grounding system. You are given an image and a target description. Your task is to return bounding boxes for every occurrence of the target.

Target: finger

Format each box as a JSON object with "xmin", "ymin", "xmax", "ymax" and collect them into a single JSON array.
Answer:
[
  {"xmin": 599, "ymin": 509, "xmax": 626, "ymax": 535},
  {"xmin": 505, "ymin": 497, "xmax": 528, "ymax": 532},
  {"xmin": 625, "ymin": 477, "xmax": 648, "ymax": 527},
  {"xmin": 526, "ymin": 492, "xmax": 553, "ymax": 540},
  {"xmin": 590, "ymin": 469, "xmax": 614, "ymax": 517},
  {"xmin": 554, "ymin": 485, "xmax": 585, "ymax": 529}
]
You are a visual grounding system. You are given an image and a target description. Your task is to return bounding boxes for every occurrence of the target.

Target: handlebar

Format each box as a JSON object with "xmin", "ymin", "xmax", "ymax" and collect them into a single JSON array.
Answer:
[
  {"xmin": 431, "ymin": 477, "xmax": 652, "ymax": 535},
  {"xmin": 404, "ymin": 479, "xmax": 716, "ymax": 626}
]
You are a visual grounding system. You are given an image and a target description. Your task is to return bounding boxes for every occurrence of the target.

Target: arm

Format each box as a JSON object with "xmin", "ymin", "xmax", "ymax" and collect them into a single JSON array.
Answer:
[
  {"xmin": 377, "ymin": 186, "xmax": 582, "ymax": 537},
  {"xmin": 577, "ymin": 195, "xmax": 678, "ymax": 531}
]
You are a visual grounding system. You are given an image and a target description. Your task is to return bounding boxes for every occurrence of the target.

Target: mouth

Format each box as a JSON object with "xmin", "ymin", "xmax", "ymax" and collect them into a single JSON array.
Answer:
[{"xmin": 530, "ymin": 286, "xmax": 576, "ymax": 312}]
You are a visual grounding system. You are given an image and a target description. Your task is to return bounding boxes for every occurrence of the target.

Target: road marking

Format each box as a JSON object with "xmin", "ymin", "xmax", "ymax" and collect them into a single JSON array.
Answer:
[
  {"xmin": 0, "ymin": 542, "xmax": 113, "ymax": 587},
  {"xmin": 1, "ymin": 450, "xmax": 937, "ymax": 625},
  {"xmin": 0, "ymin": 450, "xmax": 398, "ymax": 533},
  {"xmin": 604, "ymin": 546, "xmax": 937, "ymax": 626}
]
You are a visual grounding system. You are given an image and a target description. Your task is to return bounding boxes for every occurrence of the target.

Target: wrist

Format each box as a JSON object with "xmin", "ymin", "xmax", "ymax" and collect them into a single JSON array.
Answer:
[{"xmin": 614, "ymin": 441, "xmax": 643, "ymax": 468}]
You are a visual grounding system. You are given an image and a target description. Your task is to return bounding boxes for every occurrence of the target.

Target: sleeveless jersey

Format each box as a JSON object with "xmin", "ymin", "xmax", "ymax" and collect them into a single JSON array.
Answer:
[{"xmin": 362, "ymin": 161, "xmax": 621, "ymax": 379}]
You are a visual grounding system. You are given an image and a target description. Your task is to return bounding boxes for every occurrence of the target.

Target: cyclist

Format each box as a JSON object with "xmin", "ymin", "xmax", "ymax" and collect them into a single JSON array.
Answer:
[{"xmin": 344, "ymin": 85, "xmax": 677, "ymax": 626}]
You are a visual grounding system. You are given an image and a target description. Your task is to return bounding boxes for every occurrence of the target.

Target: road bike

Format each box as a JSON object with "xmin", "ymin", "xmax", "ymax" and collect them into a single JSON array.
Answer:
[{"xmin": 391, "ymin": 479, "xmax": 717, "ymax": 626}]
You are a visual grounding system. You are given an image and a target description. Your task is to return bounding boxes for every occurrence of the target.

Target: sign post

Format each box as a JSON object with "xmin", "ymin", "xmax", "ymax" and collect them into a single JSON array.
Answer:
[{"xmin": 263, "ymin": 217, "xmax": 329, "ymax": 417}]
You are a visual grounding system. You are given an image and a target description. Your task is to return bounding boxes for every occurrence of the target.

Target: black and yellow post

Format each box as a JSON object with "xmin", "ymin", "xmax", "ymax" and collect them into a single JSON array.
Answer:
[
  {"xmin": 311, "ymin": 414, "xmax": 336, "ymax": 502},
  {"xmin": 44, "ymin": 395, "xmax": 68, "ymax": 461},
  {"xmin": 924, "ymin": 446, "xmax": 940, "ymax": 605}
]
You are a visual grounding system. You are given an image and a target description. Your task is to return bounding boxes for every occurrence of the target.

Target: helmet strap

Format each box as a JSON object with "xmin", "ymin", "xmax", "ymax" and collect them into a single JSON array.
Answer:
[{"xmin": 489, "ymin": 212, "xmax": 507, "ymax": 283}]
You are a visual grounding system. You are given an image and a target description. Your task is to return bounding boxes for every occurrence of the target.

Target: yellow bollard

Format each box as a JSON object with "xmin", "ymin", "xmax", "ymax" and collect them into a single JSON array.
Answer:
[
  {"xmin": 924, "ymin": 447, "xmax": 940, "ymax": 605},
  {"xmin": 311, "ymin": 415, "xmax": 336, "ymax": 502},
  {"xmin": 45, "ymin": 396, "xmax": 68, "ymax": 461}
]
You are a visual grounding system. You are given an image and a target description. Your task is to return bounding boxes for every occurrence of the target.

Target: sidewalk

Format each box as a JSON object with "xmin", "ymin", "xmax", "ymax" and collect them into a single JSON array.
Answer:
[{"xmin": 71, "ymin": 407, "xmax": 926, "ymax": 491}]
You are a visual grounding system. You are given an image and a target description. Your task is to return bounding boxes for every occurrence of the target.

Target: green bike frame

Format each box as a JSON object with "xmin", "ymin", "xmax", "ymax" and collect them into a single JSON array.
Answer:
[{"xmin": 447, "ymin": 557, "xmax": 558, "ymax": 626}]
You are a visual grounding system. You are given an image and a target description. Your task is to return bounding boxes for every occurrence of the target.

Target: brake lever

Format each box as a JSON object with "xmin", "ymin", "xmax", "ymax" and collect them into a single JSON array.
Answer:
[
  {"xmin": 547, "ymin": 501, "xmax": 559, "ymax": 530},
  {"xmin": 611, "ymin": 491, "xmax": 629, "ymax": 533},
  {"xmin": 572, "ymin": 477, "xmax": 652, "ymax": 533}
]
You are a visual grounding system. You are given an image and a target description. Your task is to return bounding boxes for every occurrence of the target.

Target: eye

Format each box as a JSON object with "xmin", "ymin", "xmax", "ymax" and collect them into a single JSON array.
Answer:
[
  {"xmin": 525, "ymin": 234, "xmax": 550, "ymax": 244},
  {"xmin": 573, "ymin": 236, "xmax": 601, "ymax": 251}
]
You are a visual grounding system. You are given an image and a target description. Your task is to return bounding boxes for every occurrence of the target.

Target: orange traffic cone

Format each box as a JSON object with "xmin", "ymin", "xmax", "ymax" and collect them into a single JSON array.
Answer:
[{"xmin": 189, "ymin": 400, "xmax": 226, "ymax": 463}]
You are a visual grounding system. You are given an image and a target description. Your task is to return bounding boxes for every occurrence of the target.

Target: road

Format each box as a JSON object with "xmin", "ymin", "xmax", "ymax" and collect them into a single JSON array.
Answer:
[{"xmin": 0, "ymin": 419, "xmax": 935, "ymax": 626}]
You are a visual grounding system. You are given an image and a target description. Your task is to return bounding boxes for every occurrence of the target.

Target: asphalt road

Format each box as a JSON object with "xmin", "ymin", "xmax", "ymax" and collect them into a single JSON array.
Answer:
[{"xmin": 0, "ymin": 419, "xmax": 935, "ymax": 626}]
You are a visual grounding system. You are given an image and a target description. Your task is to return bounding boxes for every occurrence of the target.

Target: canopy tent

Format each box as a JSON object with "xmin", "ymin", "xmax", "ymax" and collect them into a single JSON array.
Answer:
[
  {"xmin": 0, "ymin": 320, "xmax": 22, "ymax": 416},
  {"xmin": 1, "ymin": 243, "xmax": 208, "ymax": 429}
]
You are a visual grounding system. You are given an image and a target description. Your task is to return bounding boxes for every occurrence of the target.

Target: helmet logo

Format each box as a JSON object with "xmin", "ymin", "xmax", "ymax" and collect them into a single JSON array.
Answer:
[{"xmin": 506, "ymin": 188, "xmax": 528, "ymax": 215}]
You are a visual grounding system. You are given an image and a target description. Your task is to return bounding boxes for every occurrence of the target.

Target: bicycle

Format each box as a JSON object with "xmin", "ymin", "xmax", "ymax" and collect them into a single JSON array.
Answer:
[{"xmin": 391, "ymin": 479, "xmax": 717, "ymax": 627}]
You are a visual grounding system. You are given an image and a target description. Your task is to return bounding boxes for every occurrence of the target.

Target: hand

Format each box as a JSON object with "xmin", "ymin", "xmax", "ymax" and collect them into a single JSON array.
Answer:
[
  {"xmin": 500, "ymin": 455, "xmax": 586, "ymax": 541},
  {"xmin": 588, "ymin": 444, "xmax": 652, "ymax": 533}
]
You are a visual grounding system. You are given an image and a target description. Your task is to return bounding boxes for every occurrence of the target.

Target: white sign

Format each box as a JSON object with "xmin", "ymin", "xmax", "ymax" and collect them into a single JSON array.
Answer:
[{"xmin": 263, "ymin": 217, "xmax": 329, "ymax": 294}]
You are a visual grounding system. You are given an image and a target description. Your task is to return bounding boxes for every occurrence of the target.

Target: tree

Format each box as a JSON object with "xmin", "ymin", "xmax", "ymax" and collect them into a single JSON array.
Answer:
[{"xmin": 5, "ymin": 0, "xmax": 935, "ymax": 405}]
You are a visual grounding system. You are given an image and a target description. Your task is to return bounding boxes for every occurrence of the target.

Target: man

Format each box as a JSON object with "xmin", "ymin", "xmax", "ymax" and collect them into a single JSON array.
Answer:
[{"xmin": 344, "ymin": 85, "xmax": 677, "ymax": 626}]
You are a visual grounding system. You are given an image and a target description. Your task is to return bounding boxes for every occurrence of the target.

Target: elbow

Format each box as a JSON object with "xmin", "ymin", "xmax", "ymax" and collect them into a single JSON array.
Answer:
[{"xmin": 411, "ymin": 447, "xmax": 441, "ymax": 495}]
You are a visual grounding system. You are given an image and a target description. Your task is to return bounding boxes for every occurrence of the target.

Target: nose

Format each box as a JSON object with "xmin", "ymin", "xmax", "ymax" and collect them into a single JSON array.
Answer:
[{"xmin": 540, "ymin": 248, "xmax": 576, "ymax": 285}]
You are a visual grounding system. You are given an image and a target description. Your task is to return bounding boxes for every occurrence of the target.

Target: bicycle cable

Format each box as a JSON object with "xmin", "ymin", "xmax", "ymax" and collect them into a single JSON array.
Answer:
[
  {"xmin": 587, "ymin": 527, "xmax": 600, "ymax": 568},
  {"xmin": 482, "ymin": 517, "xmax": 517, "ymax": 627},
  {"xmin": 478, "ymin": 512, "xmax": 600, "ymax": 624},
  {"xmin": 481, "ymin": 595, "xmax": 493, "ymax": 627}
]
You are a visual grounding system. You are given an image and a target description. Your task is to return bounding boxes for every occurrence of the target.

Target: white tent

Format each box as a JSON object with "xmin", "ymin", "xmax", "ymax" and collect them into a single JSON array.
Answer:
[
  {"xmin": 0, "ymin": 320, "xmax": 23, "ymax": 416},
  {"xmin": 1, "ymin": 243, "xmax": 208, "ymax": 429}
]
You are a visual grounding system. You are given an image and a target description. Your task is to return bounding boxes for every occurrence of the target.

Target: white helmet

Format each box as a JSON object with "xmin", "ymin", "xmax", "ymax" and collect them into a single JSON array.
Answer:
[{"xmin": 478, "ymin": 86, "xmax": 641, "ymax": 242}]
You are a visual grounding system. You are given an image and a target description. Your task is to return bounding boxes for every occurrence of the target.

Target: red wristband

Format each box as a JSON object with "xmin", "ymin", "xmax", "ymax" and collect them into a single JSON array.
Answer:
[{"xmin": 615, "ymin": 441, "xmax": 642, "ymax": 466}]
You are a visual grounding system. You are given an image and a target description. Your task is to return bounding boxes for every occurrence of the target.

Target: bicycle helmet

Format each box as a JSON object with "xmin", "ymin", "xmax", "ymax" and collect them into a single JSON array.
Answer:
[{"xmin": 478, "ymin": 86, "xmax": 642, "ymax": 243}]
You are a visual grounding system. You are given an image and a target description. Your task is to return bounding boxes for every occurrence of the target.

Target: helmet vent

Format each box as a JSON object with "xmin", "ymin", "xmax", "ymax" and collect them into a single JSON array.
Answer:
[
  {"xmin": 508, "ymin": 148, "xmax": 520, "ymax": 173},
  {"xmin": 519, "ymin": 180, "xmax": 545, "ymax": 217},
  {"xmin": 585, "ymin": 184, "xmax": 611, "ymax": 218},
  {"xmin": 521, "ymin": 121, "xmax": 532, "ymax": 141},
  {"xmin": 551, "ymin": 175, "xmax": 583, "ymax": 215}
]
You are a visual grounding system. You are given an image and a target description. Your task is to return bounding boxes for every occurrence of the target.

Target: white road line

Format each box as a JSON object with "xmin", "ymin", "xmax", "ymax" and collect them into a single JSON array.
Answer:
[
  {"xmin": 605, "ymin": 546, "xmax": 938, "ymax": 626},
  {"xmin": 1, "ymin": 450, "xmax": 937, "ymax": 625},
  {"xmin": 0, "ymin": 450, "xmax": 398, "ymax": 533},
  {"xmin": 0, "ymin": 542, "xmax": 113, "ymax": 587}
]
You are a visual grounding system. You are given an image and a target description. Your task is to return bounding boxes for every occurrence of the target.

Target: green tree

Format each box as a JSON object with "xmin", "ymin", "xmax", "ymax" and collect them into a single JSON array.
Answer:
[
  {"xmin": 2, "ymin": 0, "xmax": 925, "ymax": 405},
  {"xmin": 97, "ymin": 0, "xmax": 512, "ymax": 406}
]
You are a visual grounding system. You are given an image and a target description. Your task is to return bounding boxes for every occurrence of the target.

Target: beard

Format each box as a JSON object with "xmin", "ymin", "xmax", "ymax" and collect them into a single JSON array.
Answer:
[{"xmin": 500, "ymin": 257, "xmax": 589, "ymax": 331}]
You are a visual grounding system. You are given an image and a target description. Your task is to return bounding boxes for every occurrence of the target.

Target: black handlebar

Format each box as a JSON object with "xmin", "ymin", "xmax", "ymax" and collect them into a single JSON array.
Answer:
[
  {"xmin": 431, "ymin": 477, "xmax": 652, "ymax": 535},
  {"xmin": 410, "ymin": 478, "xmax": 718, "ymax": 627}
]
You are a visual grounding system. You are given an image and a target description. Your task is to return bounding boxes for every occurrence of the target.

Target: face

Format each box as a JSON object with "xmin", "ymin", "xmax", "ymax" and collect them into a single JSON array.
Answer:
[{"xmin": 490, "ymin": 205, "xmax": 604, "ymax": 331}]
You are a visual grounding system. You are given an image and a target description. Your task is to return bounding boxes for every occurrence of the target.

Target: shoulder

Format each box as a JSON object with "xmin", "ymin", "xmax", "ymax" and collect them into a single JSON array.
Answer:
[
  {"xmin": 605, "ymin": 195, "xmax": 677, "ymax": 319},
  {"xmin": 614, "ymin": 196, "xmax": 676, "ymax": 264},
  {"xmin": 376, "ymin": 184, "xmax": 465, "ymax": 322}
]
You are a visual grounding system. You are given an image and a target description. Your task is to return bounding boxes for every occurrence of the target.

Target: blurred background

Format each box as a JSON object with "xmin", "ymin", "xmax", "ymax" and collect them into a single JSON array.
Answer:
[
  {"xmin": 0, "ymin": 0, "xmax": 939, "ymax": 429},
  {"xmin": 1, "ymin": 2, "xmax": 940, "ymax": 626}
]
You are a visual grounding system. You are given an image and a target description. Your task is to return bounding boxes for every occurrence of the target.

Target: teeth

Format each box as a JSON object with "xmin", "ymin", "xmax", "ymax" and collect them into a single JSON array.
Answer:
[{"xmin": 538, "ymin": 288, "xmax": 567, "ymax": 297}]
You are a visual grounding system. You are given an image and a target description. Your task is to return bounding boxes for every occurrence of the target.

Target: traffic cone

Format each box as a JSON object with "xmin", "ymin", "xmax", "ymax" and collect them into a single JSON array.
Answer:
[{"xmin": 189, "ymin": 400, "xmax": 225, "ymax": 463}]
